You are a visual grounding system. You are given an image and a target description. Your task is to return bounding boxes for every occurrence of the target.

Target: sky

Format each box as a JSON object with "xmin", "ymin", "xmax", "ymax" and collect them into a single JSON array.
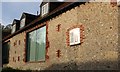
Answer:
[
  {"xmin": 0, "ymin": 2, "xmax": 2, "ymax": 25},
  {"xmin": 0, "ymin": 0, "xmax": 120, "ymax": 26},
  {"xmin": 1, "ymin": 2, "xmax": 41, "ymax": 26}
]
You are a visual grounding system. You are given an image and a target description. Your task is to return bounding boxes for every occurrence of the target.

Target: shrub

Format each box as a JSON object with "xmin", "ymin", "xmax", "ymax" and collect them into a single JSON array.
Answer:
[{"xmin": 1, "ymin": 67, "xmax": 32, "ymax": 72}]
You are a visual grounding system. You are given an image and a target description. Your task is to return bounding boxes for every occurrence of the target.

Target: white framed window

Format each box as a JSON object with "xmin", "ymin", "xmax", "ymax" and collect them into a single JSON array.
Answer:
[
  {"xmin": 69, "ymin": 28, "xmax": 80, "ymax": 45},
  {"xmin": 41, "ymin": 3, "xmax": 49, "ymax": 16},
  {"xmin": 11, "ymin": 24, "xmax": 16, "ymax": 33},
  {"xmin": 20, "ymin": 18, "xmax": 25, "ymax": 28},
  {"xmin": 117, "ymin": 0, "xmax": 120, "ymax": 5}
]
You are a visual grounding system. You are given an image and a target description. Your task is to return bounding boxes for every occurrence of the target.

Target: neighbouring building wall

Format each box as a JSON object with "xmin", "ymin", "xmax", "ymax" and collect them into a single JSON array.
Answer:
[{"xmin": 6, "ymin": 2, "xmax": 119, "ymax": 70}]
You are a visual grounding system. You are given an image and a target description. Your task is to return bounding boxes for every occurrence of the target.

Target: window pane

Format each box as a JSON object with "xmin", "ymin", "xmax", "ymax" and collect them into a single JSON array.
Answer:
[
  {"xmin": 12, "ymin": 24, "xmax": 16, "ymax": 33},
  {"xmin": 20, "ymin": 18, "xmax": 25, "ymax": 28},
  {"xmin": 27, "ymin": 35, "xmax": 30, "ymax": 61},
  {"xmin": 74, "ymin": 28, "xmax": 80, "ymax": 44},
  {"xmin": 36, "ymin": 26, "xmax": 46, "ymax": 61},
  {"xmin": 27, "ymin": 26, "xmax": 46, "ymax": 61},
  {"xmin": 28, "ymin": 30, "xmax": 36, "ymax": 61},
  {"xmin": 43, "ymin": 5, "xmax": 45, "ymax": 15},
  {"xmin": 69, "ymin": 28, "xmax": 80, "ymax": 45},
  {"xmin": 45, "ymin": 3, "xmax": 48, "ymax": 14},
  {"xmin": 41, "ymin": 3, "xmax": 48, "ymax": 16},
  {"xmin": 46, "ymin": 3, "xmax": 49, "ymax": 14},
  {"xmin": 42, "ymin": 6, "xmax": 44, "ymax": 15},
  {"xmin": 2, "ymin": 42, "xmax": 10, "ymax": 64}
]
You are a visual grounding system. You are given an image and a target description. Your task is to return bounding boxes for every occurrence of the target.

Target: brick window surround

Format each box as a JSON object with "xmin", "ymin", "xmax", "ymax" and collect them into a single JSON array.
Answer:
[
  {"xmin": 18, "ymin": 56, "xmax": 20, "ymax": 61},
  {"xmin": 24, "ymin": 21, "xmax": 49, "ymax": 63},
  {"xmin": 14, "ymin": 42, "xmax": 16, "ymax": 46},
  {"xmin": 110, "ymin": 0, "xmax": 117, "ymax": 7},
  {"xmin": 13, "ymin": 57, "xmax": 15, "ymax": 62},
  {"xmin": 56, "ymin": 50, "xmax": 61, "ymax": 58},
  {"xmin": 14, "ymin": 40, "xmax": 17, "ymax": 46},
  {"xmin": 18, "ymin": 40, "xmax": 20, "ymax": 45},
  {"xmin": 56, "ymin": 24, "xmax": 61, "ymax": 32},
  {"xmin": 66, "ymin": 24, "xmax": 85, "ymax": 46}
]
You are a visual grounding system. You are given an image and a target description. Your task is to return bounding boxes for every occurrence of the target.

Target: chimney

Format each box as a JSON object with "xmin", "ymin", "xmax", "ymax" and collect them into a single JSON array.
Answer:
[{"xmin": 37, "ymin": 11, "xmax": 39, "ymax": 16}]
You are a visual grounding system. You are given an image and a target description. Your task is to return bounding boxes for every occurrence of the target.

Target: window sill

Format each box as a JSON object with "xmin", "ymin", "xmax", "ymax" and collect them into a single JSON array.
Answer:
[
  {"xmin": 70, "ymin": 43, "xmax": 81, "ymax": 47},
  {"xmin": 25, "ymin": 60, "xmax": 46, "ymax": 63}
]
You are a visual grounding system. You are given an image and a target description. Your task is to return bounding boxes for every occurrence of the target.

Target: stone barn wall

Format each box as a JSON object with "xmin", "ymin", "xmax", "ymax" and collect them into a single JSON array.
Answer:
[
  {"xmin": 47, "ymin": 2, "xmax": 118, "ymax": 70},
  {"xmin": 7, "ymin": 32, "xmax": 26, "ymax": 68},
  {"xmin": 6, "ymin": 2, "xmax": 119, "ymax": 70}
]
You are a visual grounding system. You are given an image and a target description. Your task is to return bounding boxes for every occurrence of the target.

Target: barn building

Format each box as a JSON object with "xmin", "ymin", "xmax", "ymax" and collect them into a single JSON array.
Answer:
[{"xmin": 2, "ymin": 0, "xmax": 120, "ymax": 70}]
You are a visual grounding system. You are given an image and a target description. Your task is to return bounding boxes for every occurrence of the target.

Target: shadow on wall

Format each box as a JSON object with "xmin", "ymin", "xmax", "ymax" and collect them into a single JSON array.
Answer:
[
  {"xmin": 1, "ymin": 60, "xmax": 119, "ymax": 72},
  {"xmin": 44, "ymin": 60, "xmax": 119, "ymax": 70}
]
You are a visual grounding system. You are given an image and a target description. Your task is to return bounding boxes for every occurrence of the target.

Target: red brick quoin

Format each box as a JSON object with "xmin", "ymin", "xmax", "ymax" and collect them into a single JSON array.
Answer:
[
  {"xmin": 66, "ymin": 24, "xmax": 85, "ymax": 46},
  {"xmin": 56, "ymin": 24, "xmax": 61, "ymax": 32},
  {"xmin": 46, "ymin": 21, "xmax": 50, "ymax": 60},
  {"xmin": 110, "ymin": 0, "xmax": 117, "ymax": 7}
]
